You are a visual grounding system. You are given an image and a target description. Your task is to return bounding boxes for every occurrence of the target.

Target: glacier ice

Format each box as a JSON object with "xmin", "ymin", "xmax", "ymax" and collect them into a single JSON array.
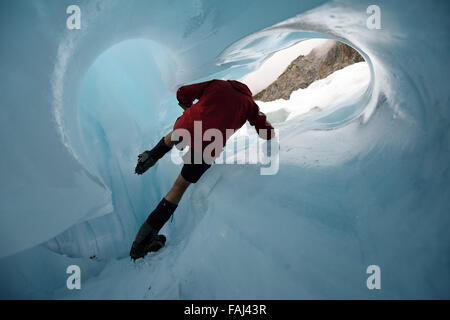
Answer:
[{"xmin": 0, "ymin": 0, "xmax": 449, "ymax": 299}]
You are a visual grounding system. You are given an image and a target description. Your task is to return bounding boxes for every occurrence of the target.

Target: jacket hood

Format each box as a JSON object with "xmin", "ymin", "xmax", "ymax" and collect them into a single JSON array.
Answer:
[{"xmin": 227, "ymin": 80, "xmax": 253, "ymax": 97}]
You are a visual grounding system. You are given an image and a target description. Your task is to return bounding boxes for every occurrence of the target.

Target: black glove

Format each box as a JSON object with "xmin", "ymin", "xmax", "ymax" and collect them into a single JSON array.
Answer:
[
  {"xmin": 135, "ymin": 138, "xmax": 172, "ymax": 175},
  {"xmin": 135, "ymin": 151, "xmax": 157, "ymax": 175}
]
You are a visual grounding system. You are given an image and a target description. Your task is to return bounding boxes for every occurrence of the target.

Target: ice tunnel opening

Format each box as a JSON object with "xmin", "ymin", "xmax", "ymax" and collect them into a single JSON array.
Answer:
[
  {"xmin": 242, "ymin": 38, "xmax": 371, "ymax": 128},
  {"xmin": 48, "ymin": 34, "xmax": 374, "ymax": 260},
  {"xmin": 217, "ymin": 36, "xmax": 373, "ymax": 166}
]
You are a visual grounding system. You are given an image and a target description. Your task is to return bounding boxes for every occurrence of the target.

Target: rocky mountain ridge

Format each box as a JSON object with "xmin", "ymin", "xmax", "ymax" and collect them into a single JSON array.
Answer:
[{"xmin": 253, "ymin": 40, "xmax": 364, "ymax": 102}]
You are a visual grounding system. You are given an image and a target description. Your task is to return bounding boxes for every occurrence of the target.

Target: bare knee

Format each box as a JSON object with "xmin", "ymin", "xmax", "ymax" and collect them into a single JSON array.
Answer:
[
  {"xmin": 173, "ymin": 174, "xmax": 190, "ymax": 190},
  {"xmin": 165, "ymin": 174, "xmax": 190, "ymax": 204}
]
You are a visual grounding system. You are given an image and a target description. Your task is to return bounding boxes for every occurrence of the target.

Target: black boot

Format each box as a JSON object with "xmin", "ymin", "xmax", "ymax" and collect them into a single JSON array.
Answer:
[
  {"xmin": 130, "ymin": 222, "xmax": 166, "ymax": 260},
  {"xmin": 145, "ymin": 198, "xmax": 178, "ymax": 232},
  {"xmin": 135, "ymin": 137, "xmax": 172, "ymax": 175},
  {"xmin": 130, "ymin": 198, "xmax": 178, "ymax": 260}
]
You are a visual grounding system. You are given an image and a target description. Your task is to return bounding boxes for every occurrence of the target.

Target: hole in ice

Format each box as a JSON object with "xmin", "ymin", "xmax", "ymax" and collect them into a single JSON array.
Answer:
[
  {"xmin": 46, "ymin": 39, "xmax": 177, "ymax": 259},
  {"xmin": 242, "ymin": 38, "xmax": 370, "ymax": 125}
]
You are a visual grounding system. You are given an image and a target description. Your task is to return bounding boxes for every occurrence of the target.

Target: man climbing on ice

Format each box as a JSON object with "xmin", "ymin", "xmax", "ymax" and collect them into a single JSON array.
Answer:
[{"xmin": 130, "ymin": 79, "xmax": 275, "ymax": 260}]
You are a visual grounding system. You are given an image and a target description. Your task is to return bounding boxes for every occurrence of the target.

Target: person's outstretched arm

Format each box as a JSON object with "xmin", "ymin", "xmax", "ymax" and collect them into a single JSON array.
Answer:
[
  {"xmin": 248, "ymin": 101, "xmax": 275, "ymax": 140},
  {"xmin": 176, "ymin": 80, "xmax": 214, "ymax": 109}
]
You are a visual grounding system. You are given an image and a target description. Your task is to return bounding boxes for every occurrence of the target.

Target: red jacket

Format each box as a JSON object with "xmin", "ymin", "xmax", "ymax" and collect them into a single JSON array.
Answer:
[{"xmin": 174, "ymin": 79, "xmax": 274, "ymax": 157}]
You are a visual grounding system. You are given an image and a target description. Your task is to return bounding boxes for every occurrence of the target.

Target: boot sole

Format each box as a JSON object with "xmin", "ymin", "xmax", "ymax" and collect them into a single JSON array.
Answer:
[{"xmin": 145, "ymin": 234, "xmax": 166, "ymax": 253}]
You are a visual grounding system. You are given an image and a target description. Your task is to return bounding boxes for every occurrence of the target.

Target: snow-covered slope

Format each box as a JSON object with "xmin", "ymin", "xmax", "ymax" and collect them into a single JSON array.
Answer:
[
  {"xmin": 0, "ymin": 0, "xmax": 449, "ymax": 299},
  {"xmin": 256, "ymin": 62, "xmax": 370, "ymax": 123}
]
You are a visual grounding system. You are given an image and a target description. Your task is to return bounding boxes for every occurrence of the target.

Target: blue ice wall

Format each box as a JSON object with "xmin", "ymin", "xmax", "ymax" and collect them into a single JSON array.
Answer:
[
  {"xmin": 0, "ymin": 0, "xmax": 449, "ymax": 299},
  {"xmin": 45, "ymin": 39, "xmax": 178, "ymax": 258}
]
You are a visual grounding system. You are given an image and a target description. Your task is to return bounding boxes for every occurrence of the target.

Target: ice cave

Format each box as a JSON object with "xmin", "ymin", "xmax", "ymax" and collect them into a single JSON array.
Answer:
[{"xmin": 0, "ymin": 0, "xmax": 449, "ymax": 299}]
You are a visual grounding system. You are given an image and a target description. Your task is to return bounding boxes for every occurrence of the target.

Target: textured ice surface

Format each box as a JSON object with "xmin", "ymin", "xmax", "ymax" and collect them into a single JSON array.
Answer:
[{"xmin": 0, "ymin": 0, "xmax": 449, "ymax": 299}]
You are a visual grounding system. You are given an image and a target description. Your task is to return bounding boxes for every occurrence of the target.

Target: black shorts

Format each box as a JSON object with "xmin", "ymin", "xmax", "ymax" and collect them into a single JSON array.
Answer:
[{"xmin": 180, "ymin": 149, "xmax": 212, "ymax": 183}]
